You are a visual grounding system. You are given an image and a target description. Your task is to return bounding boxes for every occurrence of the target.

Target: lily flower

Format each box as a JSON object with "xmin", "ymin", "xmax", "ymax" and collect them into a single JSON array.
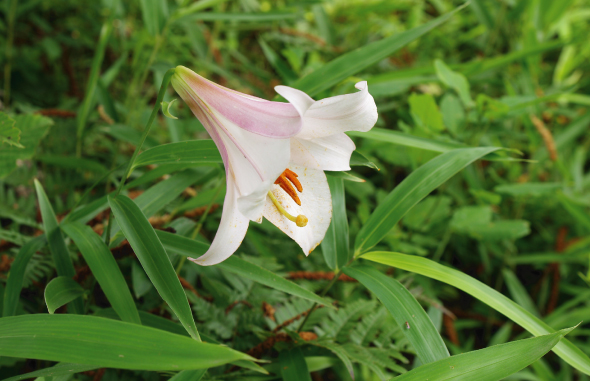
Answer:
[{"xmin": 171, "ymin": 66, "xmax": 377, "ymax": 265}]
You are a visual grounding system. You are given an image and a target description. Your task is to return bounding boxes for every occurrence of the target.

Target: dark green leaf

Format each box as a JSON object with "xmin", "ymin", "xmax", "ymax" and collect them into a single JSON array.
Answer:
[
  {"xmin": 3, "ymin": 363, "xmax": 98, "ymax": 381},
  {"xmin": 156, "ymin": 230, "xmax": 334, "ymax": 307},
  {"xmin": 290, "ymin": 4, "xmax": 467, "ymax": 97},
  {"xmin": 279, "ymin": 347, "xmax": 312, "ymax": 381},
  {"xmin": 0, "ymin": 314, "xmax": 253, "ymax": 370},
  {"xmin": 343, "ymin": 265, "xmax": 449, "ymax": 364},
  {"xmin": 132, "ymin": 140, "xmax": 222, "ymax": 169},
  {"xmin": 108, "ymin": 195, "xmax": 200, "ymax": 340},
  {"xmin": 391, "ymin": 328, "xmax": 574, "ymax": 381},
  {"xmin": 361, "ymin": 251, "xmax": 590, "ymax": 375},
  {"xmin": 3, "ymin": 236, "xmax": 46, "ymax": 317},
  {"xmin": 44, "ymin": 276, "xmax": 85, "ymax": 314},
  {"xmin": 355, "ymin": 147, "xmax": 500, "ymax": 254},
  {"xmin": 61, "ymin": 222, "xmax": 141, "ymax": 324},
  {"xmin": 321, "ymin": 177, "xmax": 350, "ymax": 270},
  {"xmin": 34, "ymin": 179, "xmax": 84, "ymax": 314}
]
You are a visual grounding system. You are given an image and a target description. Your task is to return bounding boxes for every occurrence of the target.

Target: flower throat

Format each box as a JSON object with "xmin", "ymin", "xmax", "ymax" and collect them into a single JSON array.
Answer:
[{"xmin": 268, "ymin": 169, "xmax": 308, "ymax": 227}]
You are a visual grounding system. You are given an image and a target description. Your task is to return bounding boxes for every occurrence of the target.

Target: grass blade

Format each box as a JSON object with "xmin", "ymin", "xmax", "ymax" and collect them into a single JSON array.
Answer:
[
  {"xmin": 344, "ymin": 265, "xmax": 449, "ymax": 364},
  {"xmin": 290, "ymin": 4, "xmax": 467, "ymax": 97},
  {"xmin": 0, "ymin": 314, "xmax": 253, "ymax": 370},
  {"xmin": 321, "ymin": 176, "xmax": 350, "ymax": 270},
  {"xmin": 355, "ymin": 147, "xmax": 500, "ymax": 254},
  {"xmin": 108, "ymin": 195, "xmax": 200, "ymax": 340},
  {"xmin": 362, "ymin": 251, "xmax": 590, "ymax": 375},
  {"xmin": 3, "ymin": 363, "xmax": 98, "ymax": 381},
  {"xmin": 34, "ymin": 179, "xmax": 84, "ymax": 314},
  {"xmin": 392, "ymin": 328, "xmax": 574, "ymax": 381},
  {"xmin": 62, "ymin": 222, "xmax": 141, "ymax": 324},
  {"xmin": 132, "ymin": 140, "xmax": 222, "ymax": 170},
  {"xmin": 156, "ymin": 230, "xmax": 334, "ymax": 308}
]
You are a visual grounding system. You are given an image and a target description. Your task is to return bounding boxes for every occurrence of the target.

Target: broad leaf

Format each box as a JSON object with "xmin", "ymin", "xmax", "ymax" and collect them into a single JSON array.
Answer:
[
  {"xmin": 44, "ymin": 276, "xmax": 85, "ymax": 314},
  {"xmin": 0, "ymin": 114, "xmax": 52, "ymax": 178},
  {"xmin": 0, "ymin": 111, "xmax": 23, "ymax": 147}
]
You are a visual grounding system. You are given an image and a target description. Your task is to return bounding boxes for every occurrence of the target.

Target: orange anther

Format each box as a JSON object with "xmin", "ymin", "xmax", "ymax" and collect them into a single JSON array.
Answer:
[
  {"xmin": 275, "ymin": 169, "xmax": 303, "ymax": 205},
  {"xmin": 284, "ymin": 169, "xmax": 303, "ymax": 192}
]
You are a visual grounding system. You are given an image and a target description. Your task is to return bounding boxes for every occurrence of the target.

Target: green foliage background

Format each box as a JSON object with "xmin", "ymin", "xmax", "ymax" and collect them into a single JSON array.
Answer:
[{"xmin": 1, "ymin": 0, "xmax": 590, "ymax": 380}]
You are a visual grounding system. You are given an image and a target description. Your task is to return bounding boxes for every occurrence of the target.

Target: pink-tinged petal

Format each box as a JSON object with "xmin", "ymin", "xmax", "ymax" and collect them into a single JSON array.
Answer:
[
  {"xmin": 173, "ymin": 74, "xmax": 290, "ymax": 222},
  {"xmin": 297, "ymin": 81, "xmax": 378, "ymax": 139},
  {"xmin": 190, "ymin": 175, "xmax": 249, "ymax": 266},
  {"xmin": 290, "ymin": 133, "xmax": 356, "ymax": 171},
  {"xmin": 174, "ymin": 66, "xmax": 301, "ymax": 138},
  {"xmin": 274, "ymin": 85, "xmax": 314, "ymax": 116},
  {"xmin": 263, "ymin": 164, "xmax": 332, "ymax": 255}
]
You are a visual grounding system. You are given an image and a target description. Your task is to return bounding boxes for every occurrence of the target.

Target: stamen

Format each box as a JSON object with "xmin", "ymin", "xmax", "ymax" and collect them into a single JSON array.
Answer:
[
  {"xmin": 274, "ymin": 169, "xmax": 304, "ymax": 205},
  {"xmin": 268, "ymin": 191, "xmax": 308, "ymax": 227},
  {"xmin": 277, "ymin": 176, "xmax": 301, "ymax": 206},
  {"xmin": 284, "ymin": 169, "xmax": 303, "ymax": 192}
]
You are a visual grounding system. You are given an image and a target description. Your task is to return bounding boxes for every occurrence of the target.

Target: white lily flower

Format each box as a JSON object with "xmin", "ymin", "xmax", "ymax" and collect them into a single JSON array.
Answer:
[{"xmin": 171, "ymin": 66, "xmax": 377, "ymax": 265}]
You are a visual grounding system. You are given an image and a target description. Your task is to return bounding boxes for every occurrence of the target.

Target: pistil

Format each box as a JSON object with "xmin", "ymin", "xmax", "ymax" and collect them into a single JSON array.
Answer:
[{"xmin": 268, "ymin": 191, "xmax": 308, "ymax": 227}]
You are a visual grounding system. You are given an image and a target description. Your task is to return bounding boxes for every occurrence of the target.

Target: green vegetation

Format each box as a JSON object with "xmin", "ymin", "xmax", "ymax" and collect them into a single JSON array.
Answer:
[{"xmin": 1, "ymin": 0, "xmax": 590, "ymax": 380}]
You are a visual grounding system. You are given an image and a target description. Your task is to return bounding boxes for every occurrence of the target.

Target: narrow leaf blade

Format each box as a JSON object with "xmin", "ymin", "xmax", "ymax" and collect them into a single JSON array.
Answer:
[
  {"xmin": 392, "ymin": 328, "xmax": 574, "ymax": 381},
  {"xmin": 343, "ymin": 265, "xmax": 449, "ymax": 364},
  {"xmin": 62, "ymin": 222, "xmax": 141, "ymax": 325},
  {"xmin": 34, "ymin": 179, "xmax": 84, "ymax": 314},
  {"xmin": 156, "ymin": 230, "xmax": 334, "ymax": 308},
  {"xmin": 108, "ymin": 195, "xmax": 200, "ymax": 340},
  {"xmin": 362, "ymin": 251, "xmax": 590, "ymax": 375},
  {"xmin": 355, "ymin": 147, "xmax": 500, "ymax": 254},
  {"xmin": 0, "ymin": 314, "xmax": 252, "ymax": 370}
]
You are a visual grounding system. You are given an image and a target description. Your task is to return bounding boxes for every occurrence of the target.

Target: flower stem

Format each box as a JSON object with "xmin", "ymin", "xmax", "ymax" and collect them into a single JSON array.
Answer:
[{"xmin": 104, "ymin": 68, "xmax": 176, "ymax": 245}]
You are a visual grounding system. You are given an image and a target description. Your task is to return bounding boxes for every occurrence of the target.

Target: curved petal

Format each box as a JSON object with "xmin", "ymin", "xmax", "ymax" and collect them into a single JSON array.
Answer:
[
  {"xmin": 189, "ymin": 175, "xmax": 249, "ymax": 266},
  {"xmin": 290, "ymin": 133, "xmax": 356, "ymax": 171},
  {"xmin": 263, "ymin": 164, "xmax": 332, "ymax": 255},
  {"xmin": 173, "ymin": 74, "xmax": 290, "ymax": 222},
  {"xmin": 297, "ymin": 81, "xmax": 378, "ymax": 139},
  {"xmin": 174, "ymin": 66, "xmax": 302, "ymax": 138},
  {"xmin": 274, "ymin": 85, "xmax": 314, "ymax": 116}
]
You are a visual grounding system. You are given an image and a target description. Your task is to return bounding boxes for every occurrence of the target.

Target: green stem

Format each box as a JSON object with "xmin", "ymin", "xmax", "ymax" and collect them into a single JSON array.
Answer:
[
  {"xmin": 104, "ymin": 68, "xmax": 176, "ymax": 245},
  {"xmin": 3, "ymin": 0, "xmax": 18, "ymax": 109},
  {"xmin": 76, "ymin": 19, "xmax": 114, "ymax": 157}
]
